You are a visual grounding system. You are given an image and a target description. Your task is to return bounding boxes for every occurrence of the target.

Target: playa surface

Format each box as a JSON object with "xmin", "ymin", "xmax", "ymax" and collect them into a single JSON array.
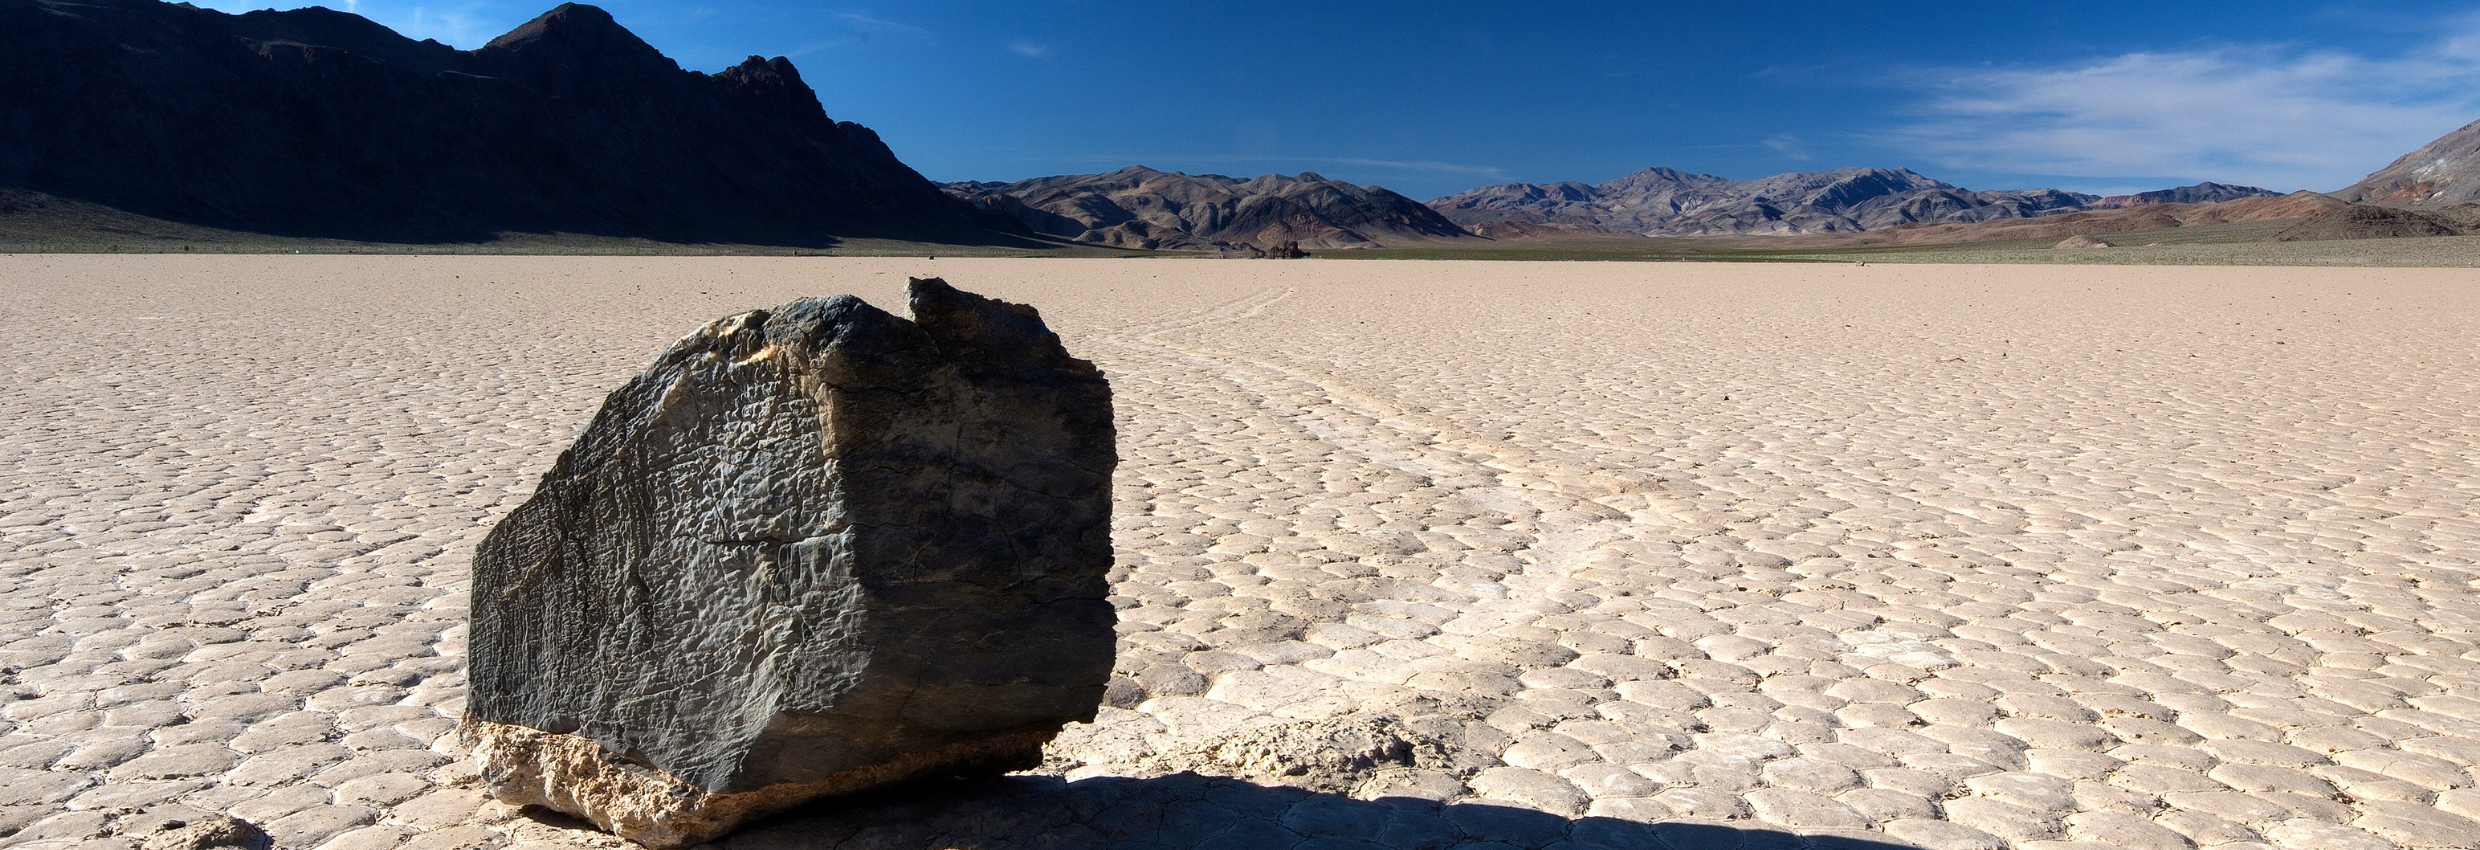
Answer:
[{"xmin": 4, "ymin": 255, "xmax": 2479, "ymax": 850}]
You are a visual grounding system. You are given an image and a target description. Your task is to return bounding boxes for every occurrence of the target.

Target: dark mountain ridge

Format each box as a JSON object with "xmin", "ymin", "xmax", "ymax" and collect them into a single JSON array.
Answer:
[
  {"xmin": 944, "ymin": 167, "xmax": 1472, "ymax": 251},
  {"xmin": 0, "ymin": 0, "xmax": 1009, "ymax": 245},
  {"xmin": 1430, "ymin": 167, "xmax": 2277, "ymax": 237}
]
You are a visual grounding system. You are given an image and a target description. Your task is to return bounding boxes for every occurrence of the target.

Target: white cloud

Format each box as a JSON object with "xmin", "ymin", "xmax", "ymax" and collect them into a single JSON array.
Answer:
[
  {"xmin": 1007, "ymin": 40, "xmax": 1051, "ymax": 59},
  {"xmin": 784, "ymin": 10, "xmax": 931, "ymax": 53},
  {"xmin": 1879, "ymin": 24, "xmax": 2480, "ymax": 192},
  {"xmin": 1315, "ymin": 158, "xmax": 1506, "ymax": 177},
  {"xmin": 1763, "ymin": 134, "xmax": 1812, "ymax": 161},
  {"xmin": 834, "ymin": 11, "xmax": 927, "ymax": 36}
]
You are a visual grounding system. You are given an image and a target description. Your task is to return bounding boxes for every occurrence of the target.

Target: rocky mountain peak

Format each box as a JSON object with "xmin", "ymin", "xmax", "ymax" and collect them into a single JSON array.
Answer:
[
  {"xmin": 1598, "ymin": 167, "xmax": 1730, "ymax": 193},
  {"xmin": 713, "ymin": 54, "xmax": 829, "ymax": 126},
  {"xmin": 480, "ymin": 2, "xmax": 682, "ymax": 97},
  {"xmin": 485, "ymin": 3, "xmax": 646, "ymax": 52},
  {"xmin": 0, "ymin": 0, "xmax": 1007, "ymax": 245},
  {"xmin": 220, "ymin": 3, "xmax": 466, "ymax": 74}
]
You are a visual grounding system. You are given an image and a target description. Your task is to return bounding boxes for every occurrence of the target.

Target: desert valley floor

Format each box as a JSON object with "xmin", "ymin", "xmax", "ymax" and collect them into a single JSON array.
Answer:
[{"xmin": 4, "ymin": 256, "xmax": 2480, "ymax": 850}]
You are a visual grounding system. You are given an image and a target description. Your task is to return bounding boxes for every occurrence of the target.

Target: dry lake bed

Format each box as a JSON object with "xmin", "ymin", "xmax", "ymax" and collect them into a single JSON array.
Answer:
[{"xmin": 4, "ymin": 255, "xmax": 2479, "ymax": 850}]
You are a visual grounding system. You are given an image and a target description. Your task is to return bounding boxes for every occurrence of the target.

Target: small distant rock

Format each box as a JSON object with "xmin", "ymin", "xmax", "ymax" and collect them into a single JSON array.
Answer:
[
  {"xmin": 139, "ymin": 816, "xmax": 270, "ymax": 850},
  {"xmin": 1264, "ymin": 240, "xmax": 1309, "ymax": 259},
  {"xmin": 2053, "ymin": 235, "xmax": 2114, "ymax": 249}
]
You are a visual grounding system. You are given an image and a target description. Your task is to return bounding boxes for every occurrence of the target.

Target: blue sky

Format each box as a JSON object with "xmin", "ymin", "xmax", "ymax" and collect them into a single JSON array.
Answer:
[{"xmin": 190, "ymin": 1, "xmax": 2480, "ymax": 199}]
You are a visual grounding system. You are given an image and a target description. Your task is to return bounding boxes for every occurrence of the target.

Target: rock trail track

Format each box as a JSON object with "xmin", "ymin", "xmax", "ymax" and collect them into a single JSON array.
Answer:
[{"xmin": 3, "ymin": 256, "xmax": 2480, "ymax": 850}]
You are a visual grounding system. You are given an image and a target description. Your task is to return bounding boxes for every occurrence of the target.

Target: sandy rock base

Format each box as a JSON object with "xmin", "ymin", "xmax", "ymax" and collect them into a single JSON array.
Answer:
[
  {"xmin": 134, "ymin": 815, "xmax": 269, "ymax": 850},
  {"xmin": 462, "ymin": 720, "xmax": 1054, "ymax": 847}
]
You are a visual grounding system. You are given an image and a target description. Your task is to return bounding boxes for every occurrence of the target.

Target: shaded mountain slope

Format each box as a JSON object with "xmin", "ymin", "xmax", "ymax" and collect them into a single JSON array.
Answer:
[
  {"xmin": 1431, "ymin": 167, "xmax": 2278, "ymax": 237},
  {"xmin": 943, "ymin": 167, "xmax": 1473, "ymax": 251},
  {"xmin": 0, "ymin": 0, "xmax": 1011, "ymax": 245},
  {"xmin": 2336, "ymin": 118, "xmax": 2480, "ymax": 207}
]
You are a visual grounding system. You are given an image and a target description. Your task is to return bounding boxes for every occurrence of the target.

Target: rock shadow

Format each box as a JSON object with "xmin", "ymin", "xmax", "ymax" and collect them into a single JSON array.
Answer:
[{"xmin": 675, "ymin": 771, "xmax": 1924, "ymax": 850}]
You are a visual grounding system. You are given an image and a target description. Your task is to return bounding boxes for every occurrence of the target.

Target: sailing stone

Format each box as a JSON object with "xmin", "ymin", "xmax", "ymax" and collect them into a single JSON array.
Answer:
[{"xmin": 461, "ymin": 278, "xmax": 1116, "ymax": 848}]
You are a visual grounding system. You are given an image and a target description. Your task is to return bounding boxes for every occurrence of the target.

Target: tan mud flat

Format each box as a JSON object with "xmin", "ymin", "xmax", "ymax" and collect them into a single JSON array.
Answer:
[{"xmin": 3, "ymin": 255, "xmax": 2477, "ymax": 850}]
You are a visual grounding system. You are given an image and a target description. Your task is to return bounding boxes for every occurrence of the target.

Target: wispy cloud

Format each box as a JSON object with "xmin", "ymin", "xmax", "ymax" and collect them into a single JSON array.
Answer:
[
  {"xmin": 1763, "ymin": 134, "xmax": 1811, "ymax": 161},
  {"xmin": 1007, "ymin": 40, "xmax": 1052, "ymax": 59},
  {"xmin": 783, "ymin": 9, "xmax": 931, "ymax": 55},
  {"xmin": 833, "ymin": 11, "xmax": 927, "ymax": 36},
  {"xmin": 1875, "ymin": 21, "xmax": 2480, "ymax": 191},
  {"xmin": 1313, "ymin": 158, "xmax": 1508, "ymax": 177}
]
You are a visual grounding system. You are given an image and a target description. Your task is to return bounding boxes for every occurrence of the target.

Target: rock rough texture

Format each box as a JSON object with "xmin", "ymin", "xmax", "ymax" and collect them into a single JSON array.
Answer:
[
  {"xmin": 463, "ymin": 277, "xmax": 1116, "ymax": 848},
  {"xmin": 2053, "ymin": 235, "xmax": 2113, "ymax": 249}
]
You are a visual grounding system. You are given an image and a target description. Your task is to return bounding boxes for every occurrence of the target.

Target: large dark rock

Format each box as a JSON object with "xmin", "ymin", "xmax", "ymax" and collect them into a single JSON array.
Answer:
[
  {"xmin": 0, "ymin": 0, "xmax": 1022, "ymax": 246},
  {"xmin": 463, "ymin": 278, "xmax": 1116, "ymax": 847}
]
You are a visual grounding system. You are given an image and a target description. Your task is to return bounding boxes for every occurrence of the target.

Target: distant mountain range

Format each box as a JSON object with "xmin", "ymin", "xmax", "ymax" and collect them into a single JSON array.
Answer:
[
  {"xmin": 3, "ymin": 0, "xmax": 2472, "ymax": 253},
  {"xmin": 936, "ymin": 165, "xmax": 2293, "ymax": 249},
  {"xmin": 1426, "ymin": 167, "xmax": 2278, "ymax": 237},
  {"xmin": 1749, "ymin": 191, "xmax": 2350, "ymax": 249},
  {"xmin": 0, "ymin": 0, "xmax": 1011, "ymax": 246},
  {"xmin": 941, "ymin": 167, "xmax": 1470, "ymax": 251},
  {"xmin": 2094, "ymin": 183, "xmax": 2282, "ymax": 208}
]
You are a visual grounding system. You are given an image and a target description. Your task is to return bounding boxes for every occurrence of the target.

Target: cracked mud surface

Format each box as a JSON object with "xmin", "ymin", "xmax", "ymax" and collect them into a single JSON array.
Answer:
[{"xmin": 5, "ymin": 256, "xmax": 2480, "ymax": 850}]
